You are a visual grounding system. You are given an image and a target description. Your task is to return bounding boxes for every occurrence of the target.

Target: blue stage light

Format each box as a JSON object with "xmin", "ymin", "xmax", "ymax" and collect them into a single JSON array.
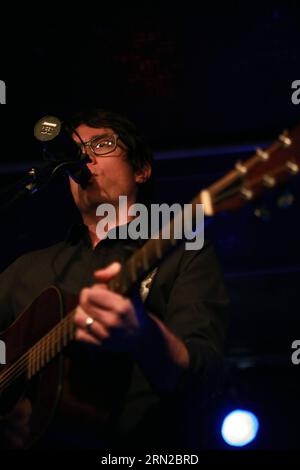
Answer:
[{"xmin": 221, "ymin": 409, "xmax": 259, "ymax": 447}]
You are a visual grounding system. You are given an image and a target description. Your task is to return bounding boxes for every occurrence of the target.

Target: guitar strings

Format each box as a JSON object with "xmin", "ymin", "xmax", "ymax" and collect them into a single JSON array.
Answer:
[
  {"xmin": 0, "ymin": 310, "xmax": 75, "ymax": 391},
  {"xmin": 0, "ymin": 313, "xmax": 72, "ymax": 388},
  {"xmin": 0, "ymin": 269, "xmax": 132, "ymax": 391},
  {"xmin": 0, "ymin": 268, "xmax": 134, "ymax": 390},
  {"xmin": 0, "ymin": 312, "xmax": 74, "ymax": 389}
]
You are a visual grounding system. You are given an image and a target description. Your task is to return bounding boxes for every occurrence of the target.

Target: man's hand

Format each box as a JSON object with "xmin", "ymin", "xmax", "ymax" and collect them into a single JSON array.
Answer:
[
  {"xmin": 74, "ymin": 262, "xmax": 189, "ymax": 394},
  {"xmin": 74, "ymin": 262, "xmax": 149, "ymax": 352}
]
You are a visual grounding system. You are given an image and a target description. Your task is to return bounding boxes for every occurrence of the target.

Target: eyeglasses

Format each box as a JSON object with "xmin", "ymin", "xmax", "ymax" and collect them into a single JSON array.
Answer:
[{"xmin": 79, "ymin": 133, "xmax": 122, "ymax": 157}]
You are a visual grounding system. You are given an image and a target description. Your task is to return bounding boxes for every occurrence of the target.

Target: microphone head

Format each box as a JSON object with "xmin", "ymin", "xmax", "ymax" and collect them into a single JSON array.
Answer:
[
  {"xmin": 33, "ymin": 115, "xmax": 92, "ymax": 188},
  {"xmin": 34, "ymin": 114, "xmax": 82, "ymax": 163},
  {"xmin": 34, "ymin": 116, "xmax": 62, "ymax": 142}
]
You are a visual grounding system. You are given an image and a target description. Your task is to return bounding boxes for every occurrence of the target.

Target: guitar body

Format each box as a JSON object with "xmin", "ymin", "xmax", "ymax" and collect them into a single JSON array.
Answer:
[
  {"xmin": 0, "ymin": 287, "xmax": 129, "ymax": 449},
  {"xmin": 0, "ymin": 287, "xmax": 65, "ymax": 447}
]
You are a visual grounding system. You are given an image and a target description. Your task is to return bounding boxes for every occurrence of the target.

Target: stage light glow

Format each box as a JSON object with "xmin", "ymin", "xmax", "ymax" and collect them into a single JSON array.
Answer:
[{"xmin": 221, "ymin": 409, "xmax": 259, "ymax": 447}]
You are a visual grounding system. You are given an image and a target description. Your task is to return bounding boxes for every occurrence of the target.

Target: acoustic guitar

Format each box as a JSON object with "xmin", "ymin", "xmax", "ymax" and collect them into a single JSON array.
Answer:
[{"xmin": 0, "ymin": 124, "xmax": 299, "ymax": 448}]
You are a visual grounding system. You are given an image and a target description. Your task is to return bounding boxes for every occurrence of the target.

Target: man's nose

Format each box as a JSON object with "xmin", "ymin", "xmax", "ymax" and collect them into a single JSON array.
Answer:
[{"xmin": 84, "ymin": 150, "xmax": 97, "ymax": 166}]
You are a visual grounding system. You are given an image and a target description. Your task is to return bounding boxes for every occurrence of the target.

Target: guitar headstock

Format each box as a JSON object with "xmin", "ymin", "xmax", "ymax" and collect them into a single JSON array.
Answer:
[{"xmin": 201, "ymin": 124, "xmax": 300, "ymax": 216}]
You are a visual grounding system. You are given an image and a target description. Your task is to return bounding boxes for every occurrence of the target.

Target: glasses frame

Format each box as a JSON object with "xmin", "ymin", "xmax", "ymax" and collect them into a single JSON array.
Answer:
[{"xmin": 80, "ymin": 133, "xmax": 121, "ymax": 157}]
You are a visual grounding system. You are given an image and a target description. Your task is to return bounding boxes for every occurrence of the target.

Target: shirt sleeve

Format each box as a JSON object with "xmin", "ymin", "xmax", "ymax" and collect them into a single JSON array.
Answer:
[{"xmin": 159, "ymin": 240, "xmax": 230, "ymax": 392}]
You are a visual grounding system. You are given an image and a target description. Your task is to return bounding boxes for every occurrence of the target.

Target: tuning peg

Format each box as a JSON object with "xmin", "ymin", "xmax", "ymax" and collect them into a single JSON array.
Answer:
[
  {"xmin": 263, "ymin": 174, "xmax": 276, "ymax": 188},
  {"xmin": 279, "ymin": 131, "xmax": 292, "ymax": 147},
  {"xmin": 235, "ymin": 161, "xmax": 248, "ymax": 174},
  {"xmin": 256, "ymin": 147, "xmax": 269, "ymax": 161},
  {"xmin": 286, "ymin": 161, "xmax": 299, "ymax": 174}
]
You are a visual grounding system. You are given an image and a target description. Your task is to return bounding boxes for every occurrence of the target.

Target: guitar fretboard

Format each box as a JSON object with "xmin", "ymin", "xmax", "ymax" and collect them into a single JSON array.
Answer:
[{"xmin": 109, "ymin": 194, "xmax": 203, "ymax": 294}]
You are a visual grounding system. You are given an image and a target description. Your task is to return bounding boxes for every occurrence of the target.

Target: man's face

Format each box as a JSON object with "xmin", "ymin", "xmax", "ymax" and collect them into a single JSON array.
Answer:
[{"xmin": 70, "ymin": 124, "xmax": 139, "ymax": 213}]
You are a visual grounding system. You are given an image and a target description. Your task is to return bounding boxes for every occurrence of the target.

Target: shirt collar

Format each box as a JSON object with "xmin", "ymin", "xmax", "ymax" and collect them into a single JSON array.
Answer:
[{"xmin": 65, "ymin": 222, "xmax": 146, "ymax": 249}]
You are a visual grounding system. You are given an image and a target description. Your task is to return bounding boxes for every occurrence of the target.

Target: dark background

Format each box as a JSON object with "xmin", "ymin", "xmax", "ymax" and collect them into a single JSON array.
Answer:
[{"xmin": 0, "ymin": 0, "xmax": 299, "ymax": 450}]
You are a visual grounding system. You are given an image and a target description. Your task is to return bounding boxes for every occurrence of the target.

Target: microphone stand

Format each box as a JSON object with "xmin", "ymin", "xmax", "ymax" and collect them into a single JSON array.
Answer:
[{"xmin": 0, "ymin": 159, "xmax": 90, "ymax": 213}]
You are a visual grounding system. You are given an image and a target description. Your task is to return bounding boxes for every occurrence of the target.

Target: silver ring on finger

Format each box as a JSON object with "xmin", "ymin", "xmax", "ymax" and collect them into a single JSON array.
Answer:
[{"xmin": 85, "ymin": 316, "xmax": 95, "ymax": 333}]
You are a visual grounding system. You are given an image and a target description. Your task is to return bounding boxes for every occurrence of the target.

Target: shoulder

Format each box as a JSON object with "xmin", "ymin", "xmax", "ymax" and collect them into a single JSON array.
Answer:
[
  {"xmin": 146, "ymin": 239, "xmax": 221, "ymax": 305},
  {"xmin": 0, "ymin": 241, "xmax": 66, "ymax": 277},
  {"xmin": 157, "ymin": 238, "xmax": 216, "ymax": 280}
]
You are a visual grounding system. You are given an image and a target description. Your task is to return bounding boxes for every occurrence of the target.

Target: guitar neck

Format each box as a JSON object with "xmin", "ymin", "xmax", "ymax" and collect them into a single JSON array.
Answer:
[
  {"xmin": 201, "ymin": 126, "xmax": 300, "ymax": 215},
  {"xmin": 108, "ymin": 193, "xmax": 203, "ymax": 295}
]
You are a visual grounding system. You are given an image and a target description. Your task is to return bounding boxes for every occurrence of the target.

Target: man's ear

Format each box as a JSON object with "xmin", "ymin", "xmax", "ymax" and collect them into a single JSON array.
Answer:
[{"xmin": 135, "ymin": 163, "xmax": 152, "ymax": 183}]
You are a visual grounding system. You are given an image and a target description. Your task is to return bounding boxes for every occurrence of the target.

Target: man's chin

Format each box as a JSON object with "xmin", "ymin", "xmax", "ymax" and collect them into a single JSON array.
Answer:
[{"xmin": 80, "ymin": 188, "xmax": 110, "ymax": 208}]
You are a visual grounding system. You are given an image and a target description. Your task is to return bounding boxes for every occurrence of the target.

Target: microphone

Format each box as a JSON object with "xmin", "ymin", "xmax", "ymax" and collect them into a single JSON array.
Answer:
[{"xmin": 33, "ymin": 115, "xmax": 92, "ymax": 188}]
